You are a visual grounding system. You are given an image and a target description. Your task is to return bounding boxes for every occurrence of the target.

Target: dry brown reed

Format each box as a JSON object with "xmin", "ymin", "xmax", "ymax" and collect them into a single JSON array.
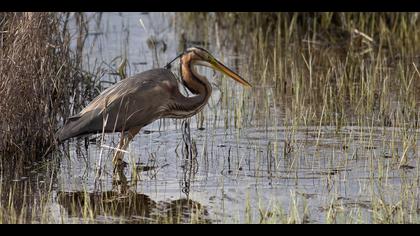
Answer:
[{"xmin": 0, "ymin": 12, "xmax": 93, "ymax": 161}]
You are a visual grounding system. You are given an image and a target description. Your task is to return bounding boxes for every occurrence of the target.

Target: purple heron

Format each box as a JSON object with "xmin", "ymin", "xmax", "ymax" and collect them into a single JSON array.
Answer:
[{"xmin": 57, "ymin": 47, "xmax": 251, "ymax": 173}]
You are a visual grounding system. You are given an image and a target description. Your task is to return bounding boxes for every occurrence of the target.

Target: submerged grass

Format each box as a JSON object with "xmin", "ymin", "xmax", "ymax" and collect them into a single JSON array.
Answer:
[
  {"xmin": 177, "ymin": 13, "xmax": 420, "ymax": 128},
  {"xmin": 174, "ymin": 12, "xmax": 420, "ymax": 223}
]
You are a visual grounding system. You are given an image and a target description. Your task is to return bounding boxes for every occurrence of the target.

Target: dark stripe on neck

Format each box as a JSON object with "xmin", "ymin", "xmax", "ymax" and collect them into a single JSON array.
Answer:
[
  {"xmin": 181, "ymin": 58, "xmax": 208, "ymax": 96},
  {"xmin": 180, "ymin": 57, "xmax": 196, "ymax": 94}
]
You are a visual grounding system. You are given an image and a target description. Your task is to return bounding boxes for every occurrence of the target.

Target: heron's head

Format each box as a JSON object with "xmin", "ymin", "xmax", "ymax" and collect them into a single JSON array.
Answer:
[{"xmin": 181, "ymin": 47, "xmax": 252, "ymax": 88}]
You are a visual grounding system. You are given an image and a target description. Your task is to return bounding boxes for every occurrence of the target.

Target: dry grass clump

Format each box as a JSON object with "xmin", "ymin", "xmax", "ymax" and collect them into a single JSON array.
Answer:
[{"xmin": 0, "ymin": 12, "xmax": 92, "ymax": 161}]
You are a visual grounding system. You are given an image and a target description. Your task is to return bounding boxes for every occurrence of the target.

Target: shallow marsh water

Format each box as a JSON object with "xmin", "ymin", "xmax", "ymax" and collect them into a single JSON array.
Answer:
[{"xmin": 1, "ymin": 12, "xmax": 419, "ymax": 224}]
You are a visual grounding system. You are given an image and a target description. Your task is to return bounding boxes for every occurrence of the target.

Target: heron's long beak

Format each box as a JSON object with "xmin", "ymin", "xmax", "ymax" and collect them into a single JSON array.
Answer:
[{"xmin": 210, "ymin": 58, "xmax": 252, "ymax": 88}]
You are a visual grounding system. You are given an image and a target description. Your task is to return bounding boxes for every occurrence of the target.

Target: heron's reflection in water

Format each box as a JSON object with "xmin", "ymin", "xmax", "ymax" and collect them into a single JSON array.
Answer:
[
  {"xmin": 57, "ymin": 157, "xmax": 210, "ymax": 224},
  {"xmin": 57, "ymin": 190, "xmax": 210, "ymax": 223}
]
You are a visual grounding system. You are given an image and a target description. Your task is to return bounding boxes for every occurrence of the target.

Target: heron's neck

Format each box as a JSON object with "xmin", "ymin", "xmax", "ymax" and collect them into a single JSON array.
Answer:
[
  {"xmin": 181, "ymin": 59, "xmax": 212, "ymax": 96},
  {"xmin": 172, "ymin": 59, "xmax": 212, "ymax": 117}
]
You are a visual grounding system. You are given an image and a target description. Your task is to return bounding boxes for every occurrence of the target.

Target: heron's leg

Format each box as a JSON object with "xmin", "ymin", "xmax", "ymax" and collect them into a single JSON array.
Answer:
[
  {"xmin": 112, "ymin": 127, "xmax": 141, "ymax": 165},
  {"xmin": 112, "ymin": 127, "xmax": 141, "ymax": 193}
]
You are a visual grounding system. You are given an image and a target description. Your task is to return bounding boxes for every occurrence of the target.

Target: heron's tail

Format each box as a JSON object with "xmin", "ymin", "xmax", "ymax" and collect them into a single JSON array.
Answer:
[
  {"xmin": 56, "ymin": 115, "xmax": 99, "ymax": 143},
  {"xmin": 56, "ymin": 120, "xmax": 81, "ymax": 143}
]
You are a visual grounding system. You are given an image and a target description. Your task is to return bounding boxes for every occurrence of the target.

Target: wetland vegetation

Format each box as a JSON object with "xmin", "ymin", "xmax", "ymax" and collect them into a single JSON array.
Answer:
[{"xmin": 0, "ymin": 12, "xmax": 419, "ymax": 224}]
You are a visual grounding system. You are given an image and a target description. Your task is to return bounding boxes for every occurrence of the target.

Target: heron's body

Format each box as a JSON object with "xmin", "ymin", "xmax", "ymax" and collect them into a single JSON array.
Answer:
[{"xmin": 57, "ymin": 68, "xmax": 209, "ymax": 142}]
